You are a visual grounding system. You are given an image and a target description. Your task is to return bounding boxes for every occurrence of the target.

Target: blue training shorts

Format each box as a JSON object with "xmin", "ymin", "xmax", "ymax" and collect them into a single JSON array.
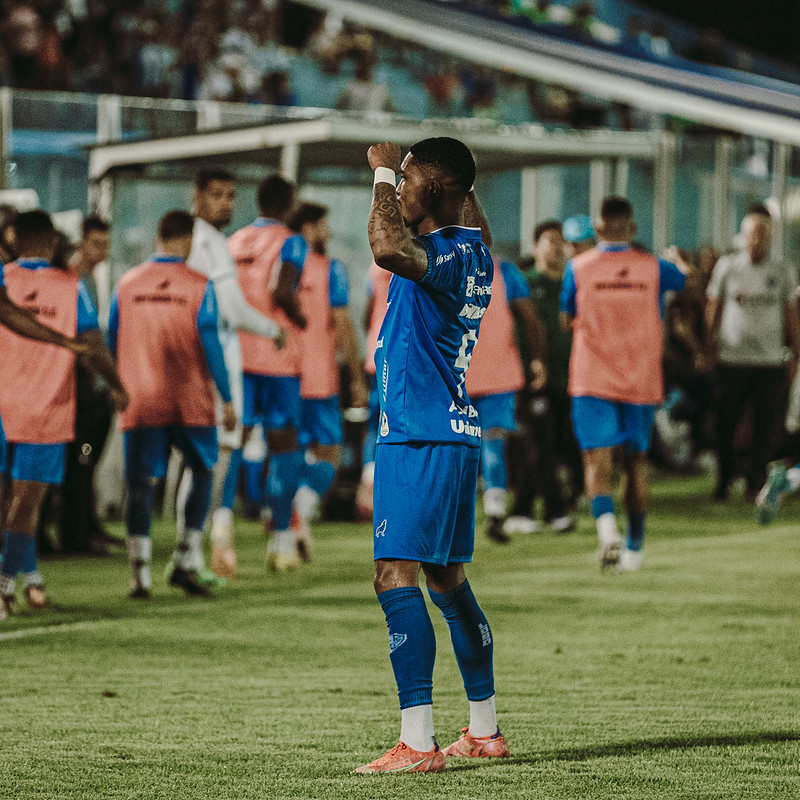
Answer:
[
  {"xmin": 471, "ymin": 391, "xmax": 517, "ymax": 432},
  {"xmin": 0, "ymin": 414, "xmax": 5, "ymax": 475},
  {"xmin": 571, "ymin": 396, "xmax": 656, "ymax": 453},
  {"xmin": 124, "ymin": 426, "xmax": 218, "ymax": 483},
  {"xmin": 373, "ymin": 442, "xmax": 480, "ymax": 566},
  {"xmin": 6, "ymin": 442, "xmax": 67, "ymax": 484},
  {"xmin": 299, "ymin": 396, "xmax": 343, "ymax": 448},
  {"xmin": 243, "ymin": 373, "xmax": 302, "ymax": 430}
]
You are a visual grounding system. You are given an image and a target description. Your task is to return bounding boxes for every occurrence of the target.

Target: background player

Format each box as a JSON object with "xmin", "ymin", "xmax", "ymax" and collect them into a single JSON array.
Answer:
[
  {"xmin": 229, "ymin": 175, "xmax": 308, "ymax": 571},
  {"xmin": 175, "ymin": 167, "xmax": 285, "ymax": 583},
  {"xmin": 0, "ymin": 210, "xmax": 126, "ymax": 620},
  {"xmin": 560, "ymin": 197, "xmax": 685, "ymax": 571},
  {"xmin": 289, "ymin": 202, "xmax": 368, "ymax": 558},
  {"xmin": 110, "ymin": 210, "xmax": 235, "ymax": 599},
  {"xmin": 465, "ymin": 256, "xmax": 547, "ymax": 543},
  {"xmin": 356, "ymin": 138, "xmax": 508, "ymax": 774}
]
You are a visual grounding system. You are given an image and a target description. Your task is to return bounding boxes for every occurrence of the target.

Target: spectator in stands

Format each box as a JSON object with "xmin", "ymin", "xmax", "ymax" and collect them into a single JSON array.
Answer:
[
  {"xmin": 568, "ymin": 2, "xmax": 597, "ymax": 39},
  {"xmin": 562, "ymin": 213, "xmax": 595, "ymax": 258},
  {"xmin": 509, "ymin": 0, "xmax": 554, "ymax": 26},
  {"xmin": 335, "ymin": 53, "xmax": 395, "ymax": 113},
  {"xmin": 686, "ymin": 28, "xmax": 729, "ymax": 68},
  {"xmin": 1, "ymin": 2, "xmax": 65, "ymax": 90},
  {"xmin": 260, "ymin": 70, "xmax": 297, "ymax": 107},
  {"xmin": 705, "ymin": 205, "xmax": 799, "ymax": 500}
]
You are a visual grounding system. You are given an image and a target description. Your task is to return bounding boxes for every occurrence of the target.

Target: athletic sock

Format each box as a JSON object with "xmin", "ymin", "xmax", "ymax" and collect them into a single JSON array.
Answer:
[
  {"xmin": 787, "ymin": 466, "xmax": 800, "ymax": 491},
  {"xmin": 481, "ymin": 436, "xmax": 507, "ymax": 495},
  {"xmin": 591, "ymin": 496, "xmax": 619, "ymax": 543},
  {"xmin": 627, "ymin": 512, "xmax": 646, "ymax": 552},
  {"xmin": 22, "ymin": 570, "xmax": 44, "ymax": 589},
  {"xmin": 126, "ymin": 535, "xmax": 152, "ymax": 590},
  {"xmin": 378, "ymin": 586, "xmax": 436, "ymax": 711},
  {"xmin": 220, "ymin": 448, "xmax": 242, "ymax": 511},
  {"xmin": 299, "ymin": 457, "xmax": 336, "ymax": 499},
  {"xmin": 0, "ymin": 530, "xmax": 36, "ymax": 578},
  {"xmin": 400, "ymin": 704, "xmax": 436, "ymax": 752},
  {"xmin": 273, "ymin": 528, "xmax": 295, "ymax": 555},
  {"xmin": 468, "ymin": 695, "xmax": 498, "ymax": 738},
  {"xmin": 427, "ymin": 580, "xmax": 494, "ymax": 702},
  {"xmin": 211, "ymin": 507, "xmax": 233, "ymax": 547},
  {"xmin": 483, "ymin": 488, "xmax": 507, "ymax": 519},
  {"xmin": 264, "ymin": 450, "xmax": 303, "ymax": 531},
  {"xmin": 292, "ymin": 485, "xmax": 320, "ymax": 522},
  {"xmin": 175, "ymin": 529, "xmax": 204, "ymax": 571}
]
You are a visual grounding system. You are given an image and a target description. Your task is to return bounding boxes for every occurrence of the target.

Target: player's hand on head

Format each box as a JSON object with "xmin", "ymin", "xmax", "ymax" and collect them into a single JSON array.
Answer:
[
  {"xmin": 368, "ymin": 143, "xmax": 402, "ymax": 174},
  {"xmin": 222, "ymin": 401, "xmax": 237, "ymax": 432}
]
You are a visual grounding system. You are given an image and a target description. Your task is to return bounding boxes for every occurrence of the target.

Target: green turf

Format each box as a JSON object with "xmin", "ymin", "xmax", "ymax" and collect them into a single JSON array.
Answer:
[{"xmin": 1, "ymin": 472, "xmax": 799, "ymax": 799}]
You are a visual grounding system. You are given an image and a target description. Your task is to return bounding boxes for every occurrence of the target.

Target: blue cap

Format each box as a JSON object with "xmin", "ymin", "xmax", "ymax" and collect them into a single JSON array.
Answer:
[{"xmin": 562, "ymin": 214, "xmax": 594, "ymax": 243}]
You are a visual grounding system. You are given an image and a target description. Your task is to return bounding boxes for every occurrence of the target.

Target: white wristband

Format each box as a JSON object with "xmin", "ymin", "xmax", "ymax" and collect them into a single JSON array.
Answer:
[{"xmin": 373, "ymin": 167, "xmax": 396, "ymax": 187}]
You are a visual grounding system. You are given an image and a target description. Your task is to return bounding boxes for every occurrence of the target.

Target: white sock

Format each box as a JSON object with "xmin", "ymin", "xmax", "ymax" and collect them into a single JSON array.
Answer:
[
  {"xmin": 360, "ymin": 461, "xmax": 375, "ymax": 483},
  {"xmin": 293, "ymin": 485, "xmax": 320, "ymax": 521},
  {"xmin": 175, "ymin": 466, "xmax": 191, "ymax": 542},
  {"xmin": 469, "ymin": 695, "xmax": 498, "ymax": 738},
  {"xmin": 274, "ymin": 529, "xmax": 295, "ymax": 555},
  {"xmin": 483, "ymin": 488, "xmax": 507, "ymax": 518},
  {"xmin": 127, "ymin": 535, "xmax": 152, "ymax": 590},
  {"xmin": 595, "ymin": 512, "xmax": 620, "ymax": 545},
  {"xmin": 787, "ymin": 467, "xmax": 800, "ymax": 491},
  {"xmin": 400, "ymin": 704, "xmax": 436, "ymax": 752},
  {"xmin": 22, "ymin": 571, "xmax": 44, "ymax": 589},
  {"xmin": 176, "ymin": 529, "xmax": 204, "ymax": 571},
  {"xmin": 211, "ymin": 508, "xmax": 233, "ymax": 546}
]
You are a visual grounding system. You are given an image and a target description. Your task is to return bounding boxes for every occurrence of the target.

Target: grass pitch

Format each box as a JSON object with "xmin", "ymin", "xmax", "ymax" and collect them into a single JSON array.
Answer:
[{"xmin": 1, "ymin": 472, "xmax": 799, "ymax": 799}]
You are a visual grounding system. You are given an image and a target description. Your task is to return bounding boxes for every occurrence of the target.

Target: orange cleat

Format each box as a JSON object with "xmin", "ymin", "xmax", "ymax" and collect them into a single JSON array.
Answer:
[
  {"xmin": 211, "ymin": 543, "xmax": 237, "ymax": 579},
  {"xmin": 354, "ymin": 741, "xmax": 445, "ymax": 774},
  {"xmin": 442, "ymin": 728, "xmax": 509, "ymax": 759},
  {"xmin": 24, "ymin": 584, "xmax": 48, "ymax": 609}
]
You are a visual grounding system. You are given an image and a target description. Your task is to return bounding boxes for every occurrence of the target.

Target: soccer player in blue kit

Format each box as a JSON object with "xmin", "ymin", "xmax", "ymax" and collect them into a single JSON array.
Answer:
[{"xmin": 355, "ymin": 138, "xmax": 509, "ymax": 774}]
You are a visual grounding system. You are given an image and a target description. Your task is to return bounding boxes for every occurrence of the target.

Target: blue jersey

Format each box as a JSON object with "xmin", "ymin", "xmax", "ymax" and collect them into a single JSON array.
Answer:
[{"xmin": 375, "ymin": 225, "xmax": 493, "ymax": 447}]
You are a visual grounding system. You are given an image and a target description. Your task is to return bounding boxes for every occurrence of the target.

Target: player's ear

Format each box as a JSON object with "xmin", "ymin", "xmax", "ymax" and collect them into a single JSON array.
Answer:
[{"xmin": 427, "ymin": 180, "xmax": 442, "ymax": 208}]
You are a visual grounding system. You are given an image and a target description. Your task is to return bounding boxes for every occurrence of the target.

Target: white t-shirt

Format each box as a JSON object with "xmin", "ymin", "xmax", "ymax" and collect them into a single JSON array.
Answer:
[
  {"xmin": 707, "ymin": 249, "xmax": 796, "ymax": 366},
  {"xmin": 188, "ymin": 217, "xmax": 279, "ymax": 340}
]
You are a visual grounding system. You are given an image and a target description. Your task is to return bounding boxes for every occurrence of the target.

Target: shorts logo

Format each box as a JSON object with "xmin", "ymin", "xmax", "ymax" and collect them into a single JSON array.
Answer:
[
  {"xmin": 389, "ymin": 633, "xmax": 408, "ymax": 652},
  {"xmin": 380, "ymin": 412, "xmax": 389, "ymax": 437},
  {"xmin": 375, "ymin": 519, "xmax": 387, "ymax": 538}
]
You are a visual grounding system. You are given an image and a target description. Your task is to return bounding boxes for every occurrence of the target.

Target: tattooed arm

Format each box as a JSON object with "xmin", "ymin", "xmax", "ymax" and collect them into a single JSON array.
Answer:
[{"xmin": 367, "ymin": 143, "xmax": 429, "ymax": 282}]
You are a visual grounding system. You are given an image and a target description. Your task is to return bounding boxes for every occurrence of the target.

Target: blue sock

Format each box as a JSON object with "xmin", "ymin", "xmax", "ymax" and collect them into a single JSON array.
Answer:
[
  {"xmin": 428, "ymin": 580, "xmax": 494, "ymax": 701},
  {"xmin": 221, "ymin": 448, "xmax": 242, "ymax": 511},
  {"xmin": 481, "ymin": 436, "xmax": 507, "ymax": 492},
  {"xmin": 1, "ymin": 531, "xmax": 36, "ymax": 577},
  {"xmin": 244, "ymin": 458, "xmax": 264, "ymax": 507},
  {"xmin": 127, "ymin": 479, "xmax": 155, "ymax": 537},
  {"xmin": 378, "ymin": 586, "xmax": 436, "ymax": 709},
  {"xmin": 591, "ymin": 495, "xmax": 614, "ymax": 518},
  {"xmin": 265, "ymin": 450, "xmax": 303, "ymax": 530},
  {"xmin": 300, "ymin": 459, "xmax": 336, "ymax": 497},
  {"xmin": 184, "ymin": 468, "xmax": 213, "ymax": 531},
  {"xmin": 362, "ymin": 425, "xmax": 378, "ymax": 468},
  {"xmin": 627, "ymin": 513, "xmax": 646, "ymax": 551}
]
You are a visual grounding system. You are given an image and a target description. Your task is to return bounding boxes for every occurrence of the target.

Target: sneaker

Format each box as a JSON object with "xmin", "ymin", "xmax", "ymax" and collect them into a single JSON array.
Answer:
[
  {"xmin": 549, "ymin": 515, "xmax": 575, "ymax": 534},
  {"xmin": 598, "ymin": 536, "xmax": 622, "ymax": 570},
  {"xmin": 196, "ymin": 568, "xmax": 228, "ymax": 589},
  {"xmin": 486, "ymin": 516, "xmax": 510, "ymax": 544},
  {"xmin": 210, "ymin": 544, "xmax": 237, "ymax": 579},
  {"xmin": 129, "ymin": 583, "xmax": 151, "ymax": 600},
  {"xmin": 167, "ymin": 565, "xmax": 211, "ymax": 597},
  {"xmin": 755, "ymin": 464, "xmax": 790, "ymax": 525},
  {"xmin": 619, "ymin": 548, "xmax": 644, "ymax": 571},
  {"xmin": 442, "ymin": 728, "xmax": 510, "ymax": 759},
  {"xmin": 354, "ymin": 741, "xmax": 445, "ymax": 774},
  {"xmin": 24, "ymin": 584, "xmax": 48, "ymax": 609},
  {"xmin": 267, "ymin": 549, "xmax": 301, "ymax": 572},
  {"xmin": 503, "ymin": 516, "xmax": 541, "ymax": 535}
]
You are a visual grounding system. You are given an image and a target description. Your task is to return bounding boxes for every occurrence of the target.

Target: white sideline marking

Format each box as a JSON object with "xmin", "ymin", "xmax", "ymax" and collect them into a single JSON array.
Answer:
[{"xmin": 0, "ymin": 621, "xmax": 102, "ymax": 642}]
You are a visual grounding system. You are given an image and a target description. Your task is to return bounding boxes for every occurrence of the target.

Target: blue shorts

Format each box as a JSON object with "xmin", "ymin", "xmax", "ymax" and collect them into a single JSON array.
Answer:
[
  {"xmin": 299, "ymin": 396, "xmax": 343, "ymax": 448},
  {"xmin": 571, "ymin": 396, "xmax": 656, "ymax": 453},
  {"xmin": 243, "ymin": 373, "xmax": 302, "ymax": 430},
  {"xmin": 373, "ymin": 442, "xmax": 480, "ymax": 566},
  {"xmin": 5, "ymin": 442, "xmax": 67, "ymax": 484},
  {"xmin": 124, "ymin": 426, "xmax": 218, "ymax": 483},
  {"xmin": 0, "ymin": 414, "xmax": 5, "ymax": 475},
  {"xmin": 471, "ymin": 392, "xmax": 517, "ymax": 432}
]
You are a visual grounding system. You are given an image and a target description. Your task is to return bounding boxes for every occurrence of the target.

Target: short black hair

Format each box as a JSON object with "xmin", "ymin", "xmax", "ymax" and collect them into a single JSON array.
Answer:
[
  {"xmin": 600, "ymin": 196, "xmax": 633, "ymax": 221},
  {"xmin": 82, "ymin": 214, "xmax": 109, "ymax": 238},
  {"xmin": 534, "ymin": 219, "xmax": 562, "ymax": 244},
  {"xmin": 14, "ymin": 209, "xmax": 55, "ymax": 246},
  {"xmin": 408, "ymin": 137, "xmax": 476, "ymax": 194},
  {"xmin": 257, "ymin": 175, "xmax": 295, "ymax": 218},
  {"xmin": 158, "ymin": 210, "xmax": 195, "ymax": 241},
  {"xmin": 745, "ymin": 202, "xmax": 771, "ymax": 219},
  {"xmin": 288, "ymin": 202, "xmax": 327, "ymax": 232},
  {"xmin": 195, "ymin": 166, "xmax": 235, "ymax": 191}
]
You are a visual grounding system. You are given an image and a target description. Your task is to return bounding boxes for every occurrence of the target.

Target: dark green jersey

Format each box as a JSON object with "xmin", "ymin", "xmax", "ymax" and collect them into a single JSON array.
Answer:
[{"xmin": 526, "ymin": 266, "xmax": 572, "ymax": 392}]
